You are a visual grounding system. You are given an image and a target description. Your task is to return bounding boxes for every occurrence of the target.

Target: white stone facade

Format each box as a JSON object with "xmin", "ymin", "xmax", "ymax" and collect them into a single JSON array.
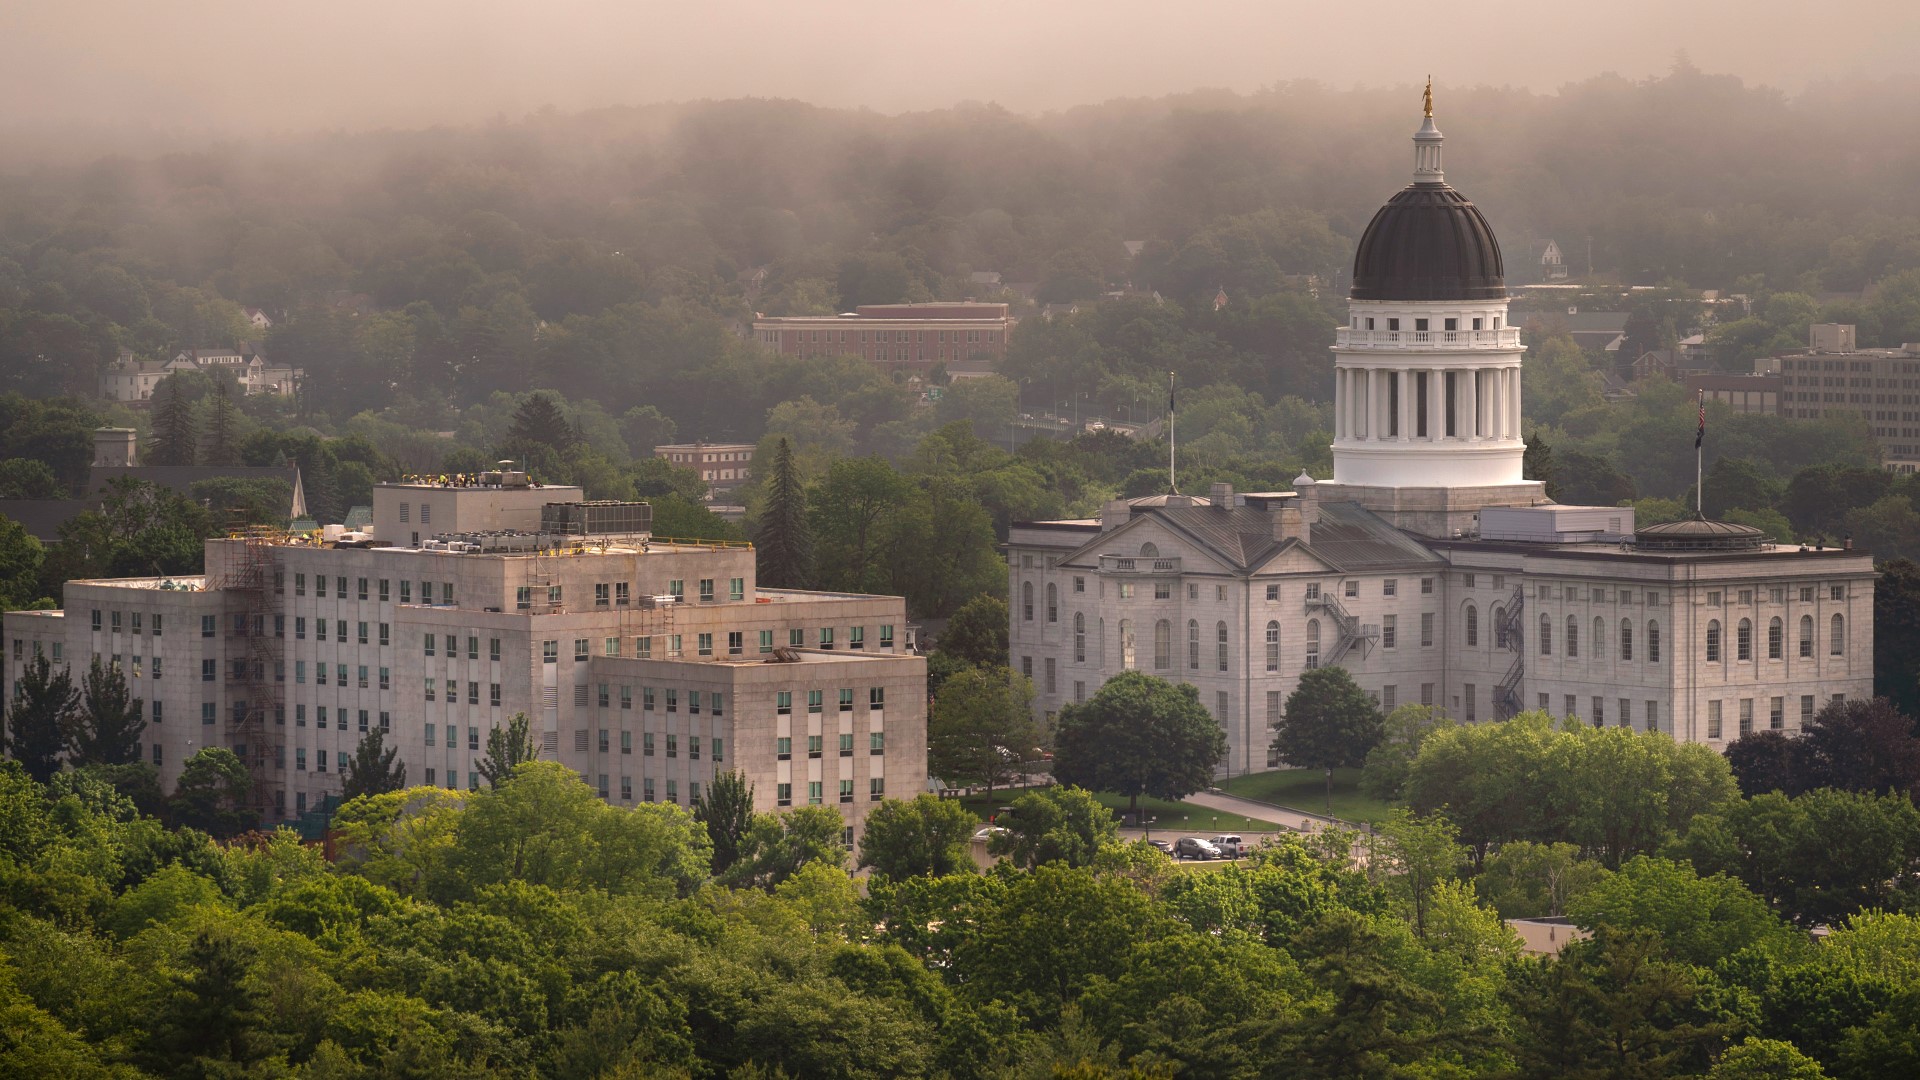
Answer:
[{"xmin": 4, "ymin": 483, "xmax": 925, "ymax": 844}]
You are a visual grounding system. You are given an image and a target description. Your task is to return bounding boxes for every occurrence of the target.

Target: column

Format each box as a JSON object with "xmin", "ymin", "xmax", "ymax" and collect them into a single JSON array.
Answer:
[
  {"xmin": 1490, "ymin": 368, "xmax": 1505, "ymax": 439},
  {"xmin": 1427, "ymin": 367, "xmax": 1444, "ymax": 441},
  {"xmin": 1464, "ymin": 368, "xmax": 1479, "ymax": 441},
  {"xmin": 1398, "ymin": 368, "xmax": 1413, "ymax": 441},
  {"xmin": 1509, "ymin": 365, "xmax": 1522, "ymax": 438},
  {"xmin": 1335, "ymin": 368, "xmax": 1347, "ymax": 439},
  {"xmin": 1366, "ymin": 367, "xmax": 1380, "ymax": 439}
]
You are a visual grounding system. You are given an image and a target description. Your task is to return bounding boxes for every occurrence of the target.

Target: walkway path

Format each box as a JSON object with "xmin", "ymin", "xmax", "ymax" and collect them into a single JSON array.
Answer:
[{"xmin": 1182, "ymin": 788, "xmax": 1370, "ymax": 834}]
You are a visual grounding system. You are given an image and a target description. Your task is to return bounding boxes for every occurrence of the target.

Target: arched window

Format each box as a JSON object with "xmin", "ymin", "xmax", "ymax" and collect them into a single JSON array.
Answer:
[
  {"xmin": 1305, "ymin": 620, "xmax": 1321, "ymax": 669},
  {"xmin": 1566, "ymin": 616, "xmax": 1579, "ymax": 659},
  {"xmin": 1139, "ymin": 542, "xmax": 1159, "ymax": 558},
  {"xmin": 1073, "ymin": 612, "xmax": 1086, "ymax": 662},
  {"xmin": 1620, "ymin": 619, "xmax": 1633, "ymax": 661},
  {"xmin": 1594, "ymin": 617, "xmax": 1606, "ymax": 661},
  {"xmin": 1737, "ymin": 618, "xmax": 1752, "ymax": 661},
  {"xmin": 1831, "ymin": 613, "xmax": 1845, "ymax": 656},
  {"xmin": 1217, "ymin": 621, "xmax": 1230, "ymax": 672},
  {"xmin": 1021, "ymin": 581, "xmax": 1033, "ymax": 622},
  {"xmin": 1768, "ymin": 617, "xmax": 1783, "ymax": 660},
  {"xmin": 1799, "ymin": 615, "xmax": 1814, "ymax": 658},
  {"xmin": 1539, "ymin": 613, "xmax": 1552, "ymax": 656},
  {"xmin": 1120, "ymin": 619, "xmax": 1135, "ymax": 669},
  {"xmin": 1046, "ymin": 583, "xmax": 1058, "ymax": 623},
  {"xmin": 1154, "ymin": 620, "xmax": 1171, "ymax": 670},
  {"xmin": 1465, "ymin": 605, "xmax": 1478, "ymax": 647},
  {"xmin": 1706, "ymin": 619, "xmax": 1721, "ymax": 663},
  {"xmin": 1493, "ymin": 605, "xmax": 1508, "ymax": 649},
  {"xmin": 1188, "ymin": 620, "xmax": 1200, "ymax": 669},
  {"xmin": 1266, "ymin": 621, "xmax": 1281, "ymax": 672},
  {"xmin": 1648, "ymin": 620, "xmax": 1660, "ymax": 663}
]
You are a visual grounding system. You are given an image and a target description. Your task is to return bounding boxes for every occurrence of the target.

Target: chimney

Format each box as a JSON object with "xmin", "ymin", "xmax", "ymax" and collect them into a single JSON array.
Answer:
[
  {"xmin": 1100, "ymin": 499, "xmax": 1131, "ymax": 532},
  {"xmin": 1271, "ymin": 504, "xmax": 1307, "ymax": 543},
  {"xmin": 1293, "ymin": 471, "xmax": 1320, "ymax": 526},
  {"xmin": 1209, "ymin": 481, "xmax": 1234, "ymax": 507},
  {"xmin": 93, "ymin": 427, "xmax": 137, "ymax": 468}
]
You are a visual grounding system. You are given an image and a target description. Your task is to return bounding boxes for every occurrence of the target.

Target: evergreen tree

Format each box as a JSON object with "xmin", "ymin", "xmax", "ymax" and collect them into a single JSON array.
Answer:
[
  {"xmin": 149, "ymin": 377, "xmax": 198, "ymax": 466},
  {"xmin": 66, "ymin": 654, "xmax": 145, "ymax": 766},
  {"xmin": 755, "ymin": 437, "xmax": 813, "ymax": 588},
  {"xmin": 6, "ymin": 652, "xmax": 78, "ymax": 782},
  {"xmin": 340, "ymin": 728, "xmax": 406, "ymax": 802},
  {"xmin": 201, "ymin": 380, "xmax": 239, "ymax": 465},
  {"xmin": 506, "ymin": 391, "xmax": 579, "ymax": 451},
  {"xmin": 477, "ymin": 712, "xmax": 541, "ymax": 788},
  {"xmin": 693, "ymin": 769, "xmax": 759, "ymax": 877},
  {"xmin": 167, "ymin": 747, "xmax": 255, "ymax": 837}
]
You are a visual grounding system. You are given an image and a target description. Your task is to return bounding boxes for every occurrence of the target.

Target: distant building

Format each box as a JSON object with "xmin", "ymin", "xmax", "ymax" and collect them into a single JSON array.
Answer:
[
  {"xmin": 1533, "ymin": 239, "xmax": 1571, "ymax": 281},
  {"xmin": 655, "ymin": 442, "xmax": 756, "ymax": 498},
  {"xmin": 1687, "ymin": 372, "xmax": 1782, "ymax": 416},
  {"xmin": 245, "ymin": 307, "xmax": 274, "ymax": 332},
  {"xmin": 100, "ymin": 351, "xmax": 172, "ymax": 404},
  {"xmin": 968, "ymin": 271, "xmax": 1002, "ymax": 287},
  {"xmin": 751, "ymin": 303, "xmax": 1013, "ymax": 374},
  {"xmin": 1776, "ymin": 323, "xmax": 1920, "ymax": 467}
]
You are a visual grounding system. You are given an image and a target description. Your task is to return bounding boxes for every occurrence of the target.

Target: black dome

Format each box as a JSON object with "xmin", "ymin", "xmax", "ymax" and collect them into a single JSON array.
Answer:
[{"xmin": 1349, "ymin": 184, "xmax": 1506, "ymax": 302}]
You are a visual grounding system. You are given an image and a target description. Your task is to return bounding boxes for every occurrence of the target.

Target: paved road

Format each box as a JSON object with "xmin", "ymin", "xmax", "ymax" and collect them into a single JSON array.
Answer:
[{"xmin": 1182, "ymin": 788, "xmax": 1361, "ymax": 833}]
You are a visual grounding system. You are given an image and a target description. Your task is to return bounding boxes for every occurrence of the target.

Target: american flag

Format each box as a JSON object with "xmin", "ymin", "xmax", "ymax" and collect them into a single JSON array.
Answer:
[{"xmin": 1695, "ymin": 393, "xmax": 1705, "ymax": 449}]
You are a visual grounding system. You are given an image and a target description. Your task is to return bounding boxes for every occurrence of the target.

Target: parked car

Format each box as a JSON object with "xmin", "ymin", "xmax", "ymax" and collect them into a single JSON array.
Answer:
[
  {"xmin": 1209, "ymin": 834, "xmax": 1249, "ymax": 858},
  {"xmin": 1147, "ymin": 838, "xmax": 1174, "ymax": 854},
  {"xmin": 1173, "ymin": 837, "xmax": 1222, "ymax": 860}
]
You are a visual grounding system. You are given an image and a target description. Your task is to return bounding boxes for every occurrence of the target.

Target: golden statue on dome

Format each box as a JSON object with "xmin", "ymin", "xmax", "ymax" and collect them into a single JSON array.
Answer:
[{"xmin": 1423, "ymin": 76, "xmax": 1433, "ymax": 118}]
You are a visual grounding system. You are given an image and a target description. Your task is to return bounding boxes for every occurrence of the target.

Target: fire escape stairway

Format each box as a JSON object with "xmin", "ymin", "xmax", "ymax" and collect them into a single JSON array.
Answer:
[
  {"xmin": 1309, "ymin": 593, "xmax": 1373, "ymax": 667},
  {"xmin": 1495, "ymin": 584, "xmax": 1525, "ymax": 719},
  {"xmin": 225, "ymin": 529, "xmax": 284, "ymax": 818}
]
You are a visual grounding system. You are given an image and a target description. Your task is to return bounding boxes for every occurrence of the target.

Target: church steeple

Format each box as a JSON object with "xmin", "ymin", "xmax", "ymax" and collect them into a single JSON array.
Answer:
[{"xmin": 1413, "ymin": 78, "xmax": 1444, "ymax": 185}]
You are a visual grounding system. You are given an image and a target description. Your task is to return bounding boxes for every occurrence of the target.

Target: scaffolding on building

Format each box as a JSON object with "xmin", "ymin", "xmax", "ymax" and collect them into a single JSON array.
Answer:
[{"xmin": 220, "ymin": 527, "xmax": 287, "ymax": 820}]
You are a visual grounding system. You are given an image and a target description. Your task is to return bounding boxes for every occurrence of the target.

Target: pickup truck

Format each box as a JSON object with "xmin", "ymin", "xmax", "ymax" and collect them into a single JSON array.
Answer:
[{"xmin": 1208, "ymin": 834, "xmax": 1250, "ymax": 858}]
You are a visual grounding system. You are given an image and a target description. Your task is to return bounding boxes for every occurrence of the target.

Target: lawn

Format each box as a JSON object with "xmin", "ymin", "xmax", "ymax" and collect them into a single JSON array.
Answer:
[
  {"xmin": 955, "ymin": 790, "xmax": 1283, "ymax": 834},
  {"xmin": 1219, "ymin": 767, "xmax": 1397, "ymax": 825}
]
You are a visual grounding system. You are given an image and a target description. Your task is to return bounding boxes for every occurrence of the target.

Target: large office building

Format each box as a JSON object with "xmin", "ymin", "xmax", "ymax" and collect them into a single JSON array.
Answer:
[
  {"xmin": 1008, "ymin": 98, "xmax": 1874, "ymax": 776},
  {"xmin": 751, "ymin": 302, "xmax": 1014, "ymax": 373},
  {"xmin": 5, "ymin": 474, "xmax": 925, "ymax": 843},
  {"xmin": 1775, "ymin": 322, "xmax": 1920, "ymax": 468}
]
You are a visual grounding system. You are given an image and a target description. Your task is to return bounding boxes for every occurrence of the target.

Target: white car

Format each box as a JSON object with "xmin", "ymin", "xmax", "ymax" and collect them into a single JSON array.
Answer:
[{"xmin": 1209, "ymin": 834, "xmax": 1249, "ymax": 858}]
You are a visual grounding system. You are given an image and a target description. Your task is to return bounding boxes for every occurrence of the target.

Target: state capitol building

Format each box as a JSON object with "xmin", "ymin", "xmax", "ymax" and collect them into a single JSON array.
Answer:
[{"xmin": 1008, "ymin": 99, "xmax": 1875, "ymax": 776}]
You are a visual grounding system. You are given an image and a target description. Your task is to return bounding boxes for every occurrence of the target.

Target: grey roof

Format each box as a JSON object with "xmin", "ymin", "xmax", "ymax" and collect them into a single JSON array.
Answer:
[
  {"xmin": 1151, "ymin": 504, "xmax": 1288, "ymax": 570},
  {"xmin": 0, "ymin": 499, "xmax": 100, "ymax": 542},
  {"xmin": 92, "ymin": 465, "xmax": 295, "ymax": 497},
  {"xmin": 1305, "ymin": 501, "xmax": 1445, "ymax": 572}
]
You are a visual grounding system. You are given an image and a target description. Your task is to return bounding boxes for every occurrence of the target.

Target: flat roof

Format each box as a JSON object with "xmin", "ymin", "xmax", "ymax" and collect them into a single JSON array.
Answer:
[
  {"xmin": 597, "ymin": 647, "xmax": 920, "ymax": 668},
  {"xmin": 1429, "ymin": 537, "xmax": 1871, "ymax": 565},
  {"xmin": 67, "ymin": 576, "xmax": 209, "ymax": 590}
]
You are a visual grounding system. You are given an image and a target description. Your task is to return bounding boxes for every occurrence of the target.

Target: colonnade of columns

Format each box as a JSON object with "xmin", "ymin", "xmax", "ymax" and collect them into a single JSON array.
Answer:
[{"xmin": 1333, "ymin": 364, "xmax": 1522, "ymax": 442}]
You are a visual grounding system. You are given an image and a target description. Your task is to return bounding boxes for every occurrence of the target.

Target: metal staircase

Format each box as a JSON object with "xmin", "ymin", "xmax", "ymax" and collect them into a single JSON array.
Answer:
[
  {"xmin": 1495, "ymin": 583, "xmax": 1526, "ymax": 719},
  {"xmin": 222, "ymin": 528, "xmax": 285, "ymax": 819},
  {"xmin": 1308, "ymin": 592, "xmax": 1377, "ymax": 666}
]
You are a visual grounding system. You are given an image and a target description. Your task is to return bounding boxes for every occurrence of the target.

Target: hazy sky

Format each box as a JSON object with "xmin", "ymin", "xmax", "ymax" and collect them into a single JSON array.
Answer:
[{"xmin": 5, "ymin": 0, "xmax": 1918, "ymax": 135}]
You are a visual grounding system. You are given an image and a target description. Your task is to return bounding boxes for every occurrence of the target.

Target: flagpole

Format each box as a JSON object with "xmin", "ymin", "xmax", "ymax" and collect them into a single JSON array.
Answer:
[
  {"xmin": 1696, "ymin": 389, "xmax": 1704, "ymax": 517},
  {"xmin": 1168, "ymin": 371, "xmax": 1177, "ymax": 494}
]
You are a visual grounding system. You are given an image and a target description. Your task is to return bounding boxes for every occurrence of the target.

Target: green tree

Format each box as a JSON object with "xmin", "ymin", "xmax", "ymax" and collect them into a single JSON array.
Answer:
[
  {"xmin": 809, "ymin": 457, "xmax": 910, "ymax": 594},
  {"xmin": 1707, "ymin": 1038, "xmax": 1828, "ymax": 1080},
  {"xmin": 857, "ymin": 794, "xmax": 981, "ymax": 880},
  {"xmin": 1273, "ymin": 666, "xmax": 1384, "ymax": 815},
  {"xmin": 728, "ymin": 805, "xmax": 846, "ymax": 890},
  {"xmin": 1474, "ymin": 841, "xmax": 1609, "ymax": 919},
  {"xmin": 1568, "ymin": 856, "xmax": 1796, "ymax": 967},
  {"xmin": 504, "ymin": 390, "xmax": 579, "ymax": 453},
  {"xmin": 693, "ymin": 768, "xmax": 758, "ymax": 877},
  {"xmin": 149, "ymin": 376, "xmax": 198, "ymax": 466},
  {"xmin": 935, "ymin": 593, "xmax": 1009, "ymax": 668},
  {"xmin": 1371, "ymin": 809, "xmax": 1467, "ymax": 938},
  {"xmin": 6, "ymin": 653, "xmax": 78, "ymax": 782},
  {"xmin": 340, "ymin": 729, "xmax": 406, "ymax": 802},
  {"xmin": 477, "ymin": 712, "xmax": 540, "ymax": 788},
  {"xmin": 987, "ymin": 785, "xmax": 1120, "ymax": 870},
  {"xmin": 0, "ymin": 513, "xmax": 46, "ymax": 612},
  {"xmin": 201, "ymin": 380, "xmax": 240, "ymax": 465},
  {"xmin": 65, "ymin": 654, "xmax": 144, "ymax": 766},
  {"xmin": 1358, "ymin": 704, "xmax": 1453, "ymax": 802},
  {"xmin": 927, "ymin": 666, "xmax": 1038, "ymax": 795},
  {"xmin": 0, "ymin": 458, "xmax": 61, "ymax": 499},
  {"xmin": 168, "ymin": 747, "xmax": 254, "ymax": 837},
  {"xmin": 1873, "ymin": 558, "xmax": 1920, "ymax": 717},
  {"xmin": 1508, "ymin": 926, "xmax": 1739, "ymax": 1080},
  {"xmin": 142, "ymin": 930, "xmax": 276, "ymax": 1074},
  {"xmin": 754, "ymin": 437, "xmax": 813, "ymax": 588},
  {"xmin": 1052, "ymin": 671, "xmax": 1227, "ymax": 820}
]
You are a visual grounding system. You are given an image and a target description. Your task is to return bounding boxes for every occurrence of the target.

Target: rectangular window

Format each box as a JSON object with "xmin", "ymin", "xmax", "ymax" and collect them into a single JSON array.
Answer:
[
  {"xmin": 1383, "ymin": 579, "xmax": 1397, "ymax": 597},
  {"xmin": 1708, "ymin": 700, "xmax": 1723, "ymax": 739},
  {"xmin": 1739, "ymin": 698, "xmax": 1755, "ymax": 736},
  {"xmin": 379, "ymin": 622, "xmax": 389, "ymax": 646},
  {"xmin": 202, "ymin": 702, "xmax": 216, "ymax": 724},
  {"xmin": 401, "ymin": 580, "xmax": 412, "ymax": 604},
  {"xmin": 777, "ymin": 783, "xmax": 792, "ymax": 807},
  {"xmin": 730, "ymin": 577, "xmax": 745, "ymax": 601},
  {"xmin": 425, "ymin": 677, "xmax": 435, "ymax": 701},
  {"xmin": 1801, "ymin": 695, "xmax": 1815, "ymax": 728},
  {"xmin": 1382, "ymin": 615, "xmax": 1397, "ymax": 649},
  {"xmin": 870, "ymin": 731, "xmax": 886, "ymax": 755},
  {"xmin": 820, "ymin": 627, "xmax": 835, "ymax": 649},
  {"xmin": 1646, "ymin": 701, "xmax": 1659, "ymax": 733},
  {"xmin": 790, "ymin": 628, "xmax": 805, "ymax": 647},
  {"xmin": 1770, "ymin": 696, "xmax": 1784, "ymax": 730},
  {"xmin": 807, "ymin": 735, "xmax": 822, "ymax": 758},
  {"xmin": 1421, "ymin": 612, "xmax": 1434, "ymax": 647},
  {"xmin": 839, "ymin": 688, "xmax": 855, "ymax": 712},
  {"xmin": 758, "ymin": 630, "xmax": 774, "ymax": 653},
  {"xmin": 697, "ymin": 633, "xmax": 713, "ymax": 657},
  {"xmin": 295, "ymin": 573, "xmax": 306, "ymax": 596},
  {"xmin": 869, "ymin": 777, "xmax": 885, "ymax": 801},
  {"xmin": 201, "ymin": 614, "xmax": 215, "ymax": 637},
  {"xmin": 1464, "ymin": 684, "xmax": 1476, "ymax": 723},
  {"xmin": 424, "ymin": 632, "xmax": 435, "ymax": 656},
  {"xmin": 379, "ymin": 579, "xmax": 390, "ymax": 601}
]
